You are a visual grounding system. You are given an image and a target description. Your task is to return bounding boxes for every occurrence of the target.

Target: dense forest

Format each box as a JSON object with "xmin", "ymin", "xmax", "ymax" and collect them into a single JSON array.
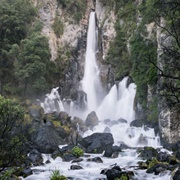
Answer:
[{"xmin": 0, "ymin": 0, "xmax": 179, "ymax": 179}]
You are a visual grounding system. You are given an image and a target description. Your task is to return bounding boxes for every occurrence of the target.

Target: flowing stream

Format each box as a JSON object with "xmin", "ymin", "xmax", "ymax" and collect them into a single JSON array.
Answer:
[{"xmin": 26, "ymin": 12, "xmax": 171, "ymax": 180}]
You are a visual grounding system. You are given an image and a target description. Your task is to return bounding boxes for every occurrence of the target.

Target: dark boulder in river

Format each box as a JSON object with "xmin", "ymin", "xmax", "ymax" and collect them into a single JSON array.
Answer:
[{"xmin": 79, "ymin": 133, "xmax": 114, "ymax": 153}]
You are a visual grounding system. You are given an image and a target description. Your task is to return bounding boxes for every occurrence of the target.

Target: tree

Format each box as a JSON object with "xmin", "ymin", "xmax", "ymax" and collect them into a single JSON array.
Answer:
[
  {"xmin": 0, "ymin": 96, "xmax": 28, "ymax": 171},
  {"xmin": 14, "ymin": 33, "xmax": 52, "ymax": 96},
  {"xmin": 0, "ymin": 0, "xmax": 36, "ymax": 95}
]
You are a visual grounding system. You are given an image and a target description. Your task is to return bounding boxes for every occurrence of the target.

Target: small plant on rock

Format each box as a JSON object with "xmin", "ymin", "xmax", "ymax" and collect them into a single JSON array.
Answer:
[{"xmin": 72, "ymin": 146, "xmax": 84, "ymax": 158}]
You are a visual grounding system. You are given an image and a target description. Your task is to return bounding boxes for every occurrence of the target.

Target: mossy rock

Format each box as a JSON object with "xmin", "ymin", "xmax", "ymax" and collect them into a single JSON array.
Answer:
[
  {"xmin": 137, "ymin": 146, "xmax": 158, "ymax": 160},
  {"xmin": 148, "ymin": 158, "xmax": 159, "ymax": 169}
]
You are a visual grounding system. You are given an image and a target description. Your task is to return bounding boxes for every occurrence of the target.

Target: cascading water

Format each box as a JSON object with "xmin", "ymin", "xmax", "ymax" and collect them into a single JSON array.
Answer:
[
  {"xmin": 81, "ymin": 12, "xmax": 104, "ymax": 112},
  {"xmin": 28, "ymin": 11, "xmax": 173, "ymax": 180},
  {"xmin": 40, "ymin": 11, "xmax": 160, "ymax": 147}
]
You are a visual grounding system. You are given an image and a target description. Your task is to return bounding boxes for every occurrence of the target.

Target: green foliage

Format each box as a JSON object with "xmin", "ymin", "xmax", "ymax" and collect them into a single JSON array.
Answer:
[
  {"xmin": 0, "ymin": 0, "xmax": 37, "ymax": 95},
  {"xmin": 54, "ymin": 45, "xmax": 72, "ymax": 82},
  {"xmin": 53, "ymin": 16, "xmax": 64, "ymax": 37},
  {"xmin": 14, "ymin": 33, "xmax": 53, "ymax": 96},
  {"xmin": 147, "ymin": 96, "xmax": 158, "ymax": 123},
  {"xmin": 0, "ymin": 96, "xmax": 28, "ymax": 170},
  {"xmin": 105, "ymin": 1, "xmax": 138, "ymax": 80},
  {"xmin": 130, "ymin": 33, "xmax": 158, "ymax": 108},
  {"xmin": 50, "ymin": 170, "xmax": 67, "ymax": 180},
  {"xmin": 72, "ymin": 146, "xmax": 84, "ymax": 158},
  {"xmin": 106, "ymin": 23, "xmax": 132, "ymax": 80},
  {"xmin": 0, "ymin": 169, "xmax": 15, "ymax": 180}
]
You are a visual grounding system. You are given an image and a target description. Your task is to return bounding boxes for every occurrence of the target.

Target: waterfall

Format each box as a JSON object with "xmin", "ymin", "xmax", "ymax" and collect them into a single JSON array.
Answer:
[
  {"xmin": 81, "ymin": 12, "xmax": 104, "ymax": 112},
  {"xmin": 25, "ymin": 11, "xmax": 168, "ymax": 180},
  {"xmin": 41, "ymin": 11, "xmax": 160, "ymax": 147}
]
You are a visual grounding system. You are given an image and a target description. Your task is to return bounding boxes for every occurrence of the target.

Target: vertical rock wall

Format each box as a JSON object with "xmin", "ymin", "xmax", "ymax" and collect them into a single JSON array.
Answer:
[{"xmin": 157, "ymin": 18, "xmax": 180, "ymax": 144}]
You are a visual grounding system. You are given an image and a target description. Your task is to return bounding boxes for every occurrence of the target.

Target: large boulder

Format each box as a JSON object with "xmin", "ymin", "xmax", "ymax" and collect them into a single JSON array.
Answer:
[
  {"xmin": 130, "ymin": 119, "xmax": 143, "ymax": 127},
  {"xmin": 101, "ymin": 165, "xmax": 132, "ymax": 180},
  {"xmin": 85, "ymin": 111, "xmax": 99, "ymax": 129},
  {"xmin": 27, "ymin": 149, "xmax": 43, "ymax": 166},
  {"xmin": 79, "ymin": 133, "xmax": 114, "ymax": 153},
  {"xmin": 32, "ymin": 121, "xmax": 65, "ymax": 153},
  {"xmin": 104, "ymin": 145, "xmax": 121, "ymax": 158}
]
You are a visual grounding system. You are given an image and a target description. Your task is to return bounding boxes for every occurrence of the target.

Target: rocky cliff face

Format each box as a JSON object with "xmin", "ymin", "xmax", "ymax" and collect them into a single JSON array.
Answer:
[{"xmin": 157, "ymin": 18, "xmax": 180, "ymax": 145}]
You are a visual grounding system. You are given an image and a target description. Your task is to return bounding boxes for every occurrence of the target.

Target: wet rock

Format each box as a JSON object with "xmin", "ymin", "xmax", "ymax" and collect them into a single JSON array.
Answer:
[
  {"xmin": 103, "ymin": 119, "xmax": 119, "ymax": 127},
  {"xmin": 137, "ymin": 146, "xmax": 158, "ymax": 160},
  {"xmin": 59, "ymin": 144, "xmax": 74, "ymax": 154},
  {"xmin": 71, "ymin": 158, "xmax": 83, "ymax": 163},
  {"xmin": 87, "ymin": 157, "xmax": 103, "ymax": 163},
  {"xmin": 119, "ymin": 142, "xmax": 130, "ymax": 149},
  {"xmin": 102, "ymin": 168, "xmax": 121, "ymax": 179},
  {"xmin": 63, "ymin": 153, "xmax": 76, "ymax": 162},
  {"xmin": 32, "ymin": 121, "xmax": 65, "ymax": 153},
  {"xmin": 166, "ymin": 155, "xmax": 178, "ymax": 165},
  {"xmin": 104, "ymin": 145, "xmax": 121, "ymax": 158},
  {"xmin": 112, "ymin": 152, "xmax": 119, "ymax": 158},
  {"xmin": 118, "ymin": 118, "xmax": 128, "ymax": 124},
  {"xmin": 21, "ymin": 168, "xmax": 33, "ymax": 177},
  {"xmin": 172, "ymin": 168, "xmax": 180, "ymax": 180},
  {"xmin": 157, "ymin": 151, "xmax": 169, "ymax": 162},
  {"xmin": 79, "ymin": 133, "xmax": 114, "ymax": 153},
  {"xmin": 146, "ymin": 163, "xmax": 168, "ymax": 175},
  {"xmin": 51, "ymin": 149, "xmax": 62, "ymax": 159},
  {"xmin": 27, "ymin": 149, "xmax": 43, "ymax": 166},
  {"xmin": 45, "ymin": 160, "xmax": 51, "ymax": 164},
  {"xmin": 130, "ymin": 119, "xmax": 143, "ymax": 127},
  {"xmin": 101, "ymin": 165, "xmax": 131, "ymax": 180},
  {"xmin": 104, "ymin": 146, "xmax": 113, "ymax": 157},
  {"xmin": 175, "ymin": 141, "xmax": 180, "ymax": 160},
  {"xmin": 70, "ymin": 165, "xmax": 83, "ymax": 170},
  {"xmin": 103, "ymin": 126, "xmax": 111, "ymax": 133},
  {"xmin": 56, "ymin": 126, "xmax": 67, "ymax": 139},
  {"xmin": 85, "ymin": 111, "xmax": 99, "ymax": 129}
]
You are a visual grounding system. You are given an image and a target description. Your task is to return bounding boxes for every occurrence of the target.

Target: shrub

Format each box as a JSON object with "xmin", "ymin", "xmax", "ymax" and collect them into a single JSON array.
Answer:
[
  {"xmin": 52, "ymin": 16, "xmax": 64, "ymax": 37},
  {"xmin": 72, "ymin": 146, "xmax": 84, "ymax": 158}
]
